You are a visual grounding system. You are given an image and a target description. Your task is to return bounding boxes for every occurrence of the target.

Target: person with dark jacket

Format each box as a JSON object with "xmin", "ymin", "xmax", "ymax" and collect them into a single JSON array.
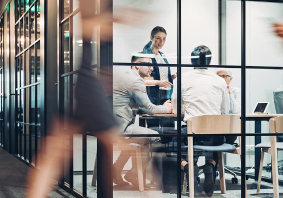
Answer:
[{"xmin": 142, "ymin": 26, "xmax": 177, "ymax": 127}]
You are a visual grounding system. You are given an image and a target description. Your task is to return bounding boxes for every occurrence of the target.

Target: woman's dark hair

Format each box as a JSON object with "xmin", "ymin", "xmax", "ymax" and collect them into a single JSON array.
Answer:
[
  {"xmin": 143, "ymin": 26, "xmax": 167, "ymax": 51},
  {"xmin": 191, "ymin": 45, "xmax": 212, "ymax": 65}
]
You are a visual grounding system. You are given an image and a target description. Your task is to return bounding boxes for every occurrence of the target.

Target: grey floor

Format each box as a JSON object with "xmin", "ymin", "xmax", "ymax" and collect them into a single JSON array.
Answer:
[
  {"xmin": 0, "ymin": 147, "xmax": 76, "ymax": 198},
  {"xmin": 1, "ymin": 146, "xmax": 283, "ymax": 198}
]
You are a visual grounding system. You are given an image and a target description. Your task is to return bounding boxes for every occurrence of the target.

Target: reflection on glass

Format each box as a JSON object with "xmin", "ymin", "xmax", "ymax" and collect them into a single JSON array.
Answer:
[
  {"xmin": 36, "ymin": 84, "xmax": 40, "ymax": 124},
  {"xmin": 30, "ymin": 86, "xmax": 35, "ymax": 124},
  {"xmin": 64, "ymin": 76, "xmax": 70, "ymax": 119},
  {"xmin": 16, "ymin": 0, "xmax": 20, "ymax": 21},
  {"xmin": 16, "ymin": 24, "xmax": 20, "ymax": 54},
  {"xmin": 36, "ymin": 0, "xmax": 40, "ymax": 40},
  {"xmin": 36, "ymin": 43, "xmax": 40, "ymax": 82},
  {"xmin": 63, "ymin": 22, "xmax": 70, "ymax": 73},
  {"xmin": 21, "ymin": 0, "xmax": 24, "ymax": 16},
  {"xmin": 26, "ymin": 51, "xmax": 30, "ymax": 86},
  {"xmin": 73, "ymin": 13, "xmax": 82, "ymax": 71},
  {"xmin": 25, "ymin": 13, "xmax": 30, "ymax": 47},
  {"xmin": 25, "ymin": 0, "xmax": 29, "ymax": 12},
  {"xmin": 20, "ymin": 19, "xmax": 24, "ymax": 51},
  {"xmin": 64, "ymin": 0, "xmax": 70, "ymax": 19},
  {"xmin": 31, "ymin": 45, "xmax": 35, "ymax": 83},
  {"xmin": 20, "ymin": 55, "xmax": 24, "ymax": 87},
  {"xmin": 30, "ymin": 5, "xmax": 35, "ymax": 44}
]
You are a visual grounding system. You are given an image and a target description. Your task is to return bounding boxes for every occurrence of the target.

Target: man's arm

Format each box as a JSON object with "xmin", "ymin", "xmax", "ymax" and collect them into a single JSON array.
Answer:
[
  {"xmin": 229, "ymin": 88, "xmax": 241, "ymax": 114},
  {"xmin": 131, "ymin": 78, "xmax": 169, "ymax": 114}
]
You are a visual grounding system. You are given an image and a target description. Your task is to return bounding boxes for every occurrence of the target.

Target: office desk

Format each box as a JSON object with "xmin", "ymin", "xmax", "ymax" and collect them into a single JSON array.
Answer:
[
  {"xmin": 245, "ymin": 114, "xmax": 283, "ymax": 180},
  {"xmin": 140, "ymin": 114, "xmax": 283, "ymax": 180}
]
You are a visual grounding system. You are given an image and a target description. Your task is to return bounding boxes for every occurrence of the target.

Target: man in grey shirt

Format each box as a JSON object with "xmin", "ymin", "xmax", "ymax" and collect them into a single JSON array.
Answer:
[{"xmin": 113, "ymin": 55, "xmax": 172, "ymax": 188}]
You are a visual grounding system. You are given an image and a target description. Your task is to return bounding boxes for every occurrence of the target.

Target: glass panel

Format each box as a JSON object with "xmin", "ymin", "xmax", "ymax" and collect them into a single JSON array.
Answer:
[
  {"xmin": 16, "ymin": 0, "xmax": 20, "ymax": 21},
  {"xmin": 64, "ymin": 76, "xmax": 70, "ymax": 119},
  {"xmin": 73, "ymin": 13, "xmax": 82, "ymax": 72},
  {"xmin": 30, "ymin": 5, "xmax": 35, "ymax": 44},
  {"xmin": 63, "ymin": 21, "xmax": 70, "ymax": 73},
  {"xmin": 25, "ymin": 12, "xmax": 30, "ymax": 48},
  {"xmin": 21, "ymin": 0, "xmax": 25, "ymax": 16},
  {"xmin": 64, "ymin": 0, "xmax": 70, "ymax": 19},
  {"xmin": 16, "ymin": 24, "xmax": 20, "ymax": 54},
  {"xmin": 246, "ymin": 134, "xmax": 283, "ymax": 196},
  {"xmin": 20, "ymin": 55, "xmax": 24, "ymax": 87},
  {"xmin": 25, "ymin": 0, "xmax": 30, "ymax": 12},
  {"xmin": 86, "ymin": 135, "xmax": 97, "ymax": 198},
  {"xmin": 30, "ymin": 86, "xmax": 35, "ymax": 124},
  {"xmin": 36, "ymin": 84, "xmax": 40, "ymax": 124},
  {"xmin": 73, "ymin": 134, "xmax": 83, "ymax": 194},
  {"xmin": 36, "ymin": 42, "xmax": 40, "ymax": 82},
  {"xmin": 246, "ymin": 1, "xmax": 283, "ymax": 67},
  {"xmin": 36, "ymin": 0, "xmax": 40, "ymax": 40},
  {"xmin": 31, "ymin": 45, "xmax": 35, "ymax": 83},
  {"xmin": 113, "ymin": 0, "xmax": 177, "ymax": 64},
  {"xmin": 226, "ymin": 0, "xmax": 241, "ymax": 66},
  {"xmin": 20, "ymin": 19, "xmax": 24, "ymax": 52},
  {"xmin": 181, "ymin": 0, "xmax": 219, "ymax": 65},
  {"xmin": 26, "ymin": 51, "xmax": 30, "ymax": 86}
]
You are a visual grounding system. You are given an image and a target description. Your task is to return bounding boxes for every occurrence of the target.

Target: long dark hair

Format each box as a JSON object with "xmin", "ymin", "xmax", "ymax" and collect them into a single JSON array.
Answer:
[{"xmin": 143, "ymin": 26, "xmax": 167, "ymax": 51}]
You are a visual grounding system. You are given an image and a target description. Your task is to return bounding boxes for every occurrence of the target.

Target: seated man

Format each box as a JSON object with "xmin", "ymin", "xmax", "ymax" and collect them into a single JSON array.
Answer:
[
  {"xmin": 179, "ymin": 45, "xmax": 230, "ymax": 197},
  {"xmin": 113, "ymin": 54, "xmax": 172, "ymax": 188}
]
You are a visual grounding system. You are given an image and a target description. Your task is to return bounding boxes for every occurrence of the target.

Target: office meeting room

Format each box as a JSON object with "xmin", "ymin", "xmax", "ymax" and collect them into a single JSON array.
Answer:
[{"xmin": 110, "ymin": 0, "xmax": 283, "ymax": 197}]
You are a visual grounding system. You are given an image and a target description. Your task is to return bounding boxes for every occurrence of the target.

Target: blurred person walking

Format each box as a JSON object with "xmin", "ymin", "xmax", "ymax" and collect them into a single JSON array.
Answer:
[{"xmin": 26, "ymin": 0, "xmax": 148, "ymax": 197}]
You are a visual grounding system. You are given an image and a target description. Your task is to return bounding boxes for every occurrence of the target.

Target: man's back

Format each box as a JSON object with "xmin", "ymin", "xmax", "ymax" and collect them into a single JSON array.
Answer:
[{"xmin": 182, "ymin": 69, "xmax": 229, "ymax": 122}]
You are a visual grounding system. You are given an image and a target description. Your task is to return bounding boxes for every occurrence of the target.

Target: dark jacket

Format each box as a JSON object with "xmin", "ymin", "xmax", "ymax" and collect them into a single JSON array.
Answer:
[{"xmin": 142, "ymin": 47, "xmax": 173, "ymax": 104}]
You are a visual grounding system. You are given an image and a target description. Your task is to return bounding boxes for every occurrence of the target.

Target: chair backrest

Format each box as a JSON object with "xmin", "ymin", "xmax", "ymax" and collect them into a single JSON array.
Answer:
[
  {"xmin": 187, "ymin": 115, "xmax": 241, "ymax": 134},
  {"xmin": 269, "ymin": 116, "xmax": 283, "ymax": 134}
]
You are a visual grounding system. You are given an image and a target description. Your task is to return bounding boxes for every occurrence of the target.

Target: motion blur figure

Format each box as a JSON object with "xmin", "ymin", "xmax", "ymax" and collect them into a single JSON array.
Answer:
[{"xmin": 26, "ymin": 0, "xmax": 149, "ymax": 197}]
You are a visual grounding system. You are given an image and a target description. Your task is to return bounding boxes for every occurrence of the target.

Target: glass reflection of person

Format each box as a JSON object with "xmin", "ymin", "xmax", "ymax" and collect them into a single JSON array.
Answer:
[
  {"xmin": 142, "ymin": 26, "xmax": 176, "ymax": 127},
  {"xmin": 216, "ymin": 69, "xmax": 241, "ymax": 114}
]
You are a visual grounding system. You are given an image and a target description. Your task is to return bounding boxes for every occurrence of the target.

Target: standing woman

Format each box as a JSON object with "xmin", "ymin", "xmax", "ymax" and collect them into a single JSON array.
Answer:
[{"xmin": 143, "ymin": 26, "xmax": 177, "ymax": 127}]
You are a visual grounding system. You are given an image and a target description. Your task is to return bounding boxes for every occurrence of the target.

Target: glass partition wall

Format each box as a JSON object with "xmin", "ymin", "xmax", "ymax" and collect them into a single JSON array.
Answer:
[
  {"xmin": 15, "ymin": 0, "xmax": 41, "ymax": 165},
  {"xmin": 57, "ymin": 0, "xmax": 283, "ymax": 197}
]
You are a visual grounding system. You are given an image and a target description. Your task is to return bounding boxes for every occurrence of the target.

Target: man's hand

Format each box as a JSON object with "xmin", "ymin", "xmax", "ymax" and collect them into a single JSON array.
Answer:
[
  {"xmin": 156, "ymin": 80, "xmax": 173, "ymax": 88},
  {"xmin": 227, "ymin": 84, "xmax": 232, "ymax": 94},
  {"xmin": 172, "ymin": 72, "xmax": 177, "ymax": 80},
  {"xmin": 273, "ymin": 23, "xmax": 283, "ymax": 38},
  {"xmin": 163, "ymin": 100, "xmax": 173, "ymax": 113}
]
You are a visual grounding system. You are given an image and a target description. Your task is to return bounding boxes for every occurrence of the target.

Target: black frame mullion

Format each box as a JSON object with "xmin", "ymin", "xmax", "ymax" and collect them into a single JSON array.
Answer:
[
  {"xmin": 177, "ymin": 0, "xmax": 181, "ymax": 198},
  {"xmin": 241, "ymin": 0, "xmax": 246, "ymax": 197},
  {"xmin": 69, "ymin": 0, "xmax": 74, "ymax": 188}
]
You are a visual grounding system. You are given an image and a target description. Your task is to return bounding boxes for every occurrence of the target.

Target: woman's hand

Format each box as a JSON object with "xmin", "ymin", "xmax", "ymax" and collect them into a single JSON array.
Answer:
[{"xmin": 172, "ymin": 72, "xmax": 177, "ymax": 80}]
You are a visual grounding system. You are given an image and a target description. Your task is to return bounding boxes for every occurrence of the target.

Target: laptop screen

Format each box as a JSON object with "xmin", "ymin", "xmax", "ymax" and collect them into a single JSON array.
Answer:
[{"xmin": 254, "ymin": 103, "xmax": 269, "ymax": 113}]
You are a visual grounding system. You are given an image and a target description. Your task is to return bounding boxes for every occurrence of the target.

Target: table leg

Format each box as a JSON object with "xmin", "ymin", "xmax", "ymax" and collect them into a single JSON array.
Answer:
[{"xmin": 255, "ymin": 120, "xmax": 261, "ymax": 181}]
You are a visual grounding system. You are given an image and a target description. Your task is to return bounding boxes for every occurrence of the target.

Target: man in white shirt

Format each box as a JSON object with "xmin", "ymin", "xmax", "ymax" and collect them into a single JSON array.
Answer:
[
  {"xmin": 216, "ymin": 69, "xmax": 241, "ymax": 114},
  {"xmin": 178, "ymin": 45, "xmax": 230, "ymax": 197}
]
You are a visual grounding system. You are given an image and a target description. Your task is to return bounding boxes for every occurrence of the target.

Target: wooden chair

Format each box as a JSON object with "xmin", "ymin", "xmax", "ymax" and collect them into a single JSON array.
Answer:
[
  {"xmin": 92, "ymin": 143, "xmax": 144, "ymax": 192},
  {"xmin": 256, "ymin": 116, "xmax": 283, "ymax": 198},
  {"xmin": 186, "ymin": 115, "xmax": 246, "ymax": 197}
]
